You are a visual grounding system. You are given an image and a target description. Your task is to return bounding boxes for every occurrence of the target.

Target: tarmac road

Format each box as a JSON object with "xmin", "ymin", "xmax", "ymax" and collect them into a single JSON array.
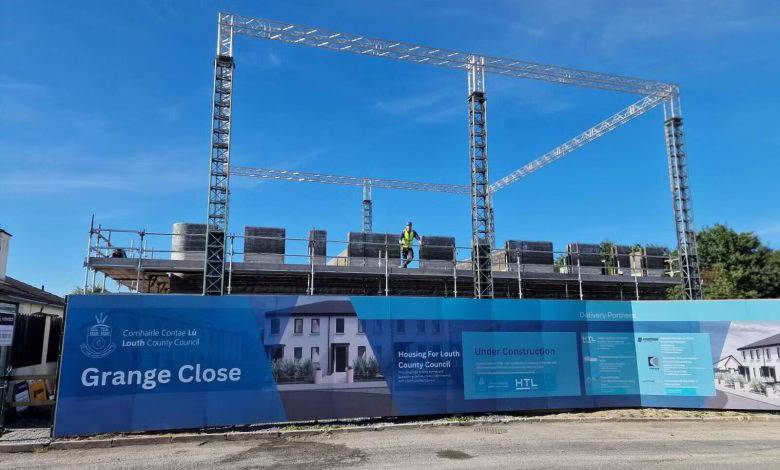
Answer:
[
  {"xmin": 710, "ymin": 389, "xmax": 780, "ymax": 410},
  {"xmin": 3, "ymin": 420, "xmax": 780, "ymax": 469}
]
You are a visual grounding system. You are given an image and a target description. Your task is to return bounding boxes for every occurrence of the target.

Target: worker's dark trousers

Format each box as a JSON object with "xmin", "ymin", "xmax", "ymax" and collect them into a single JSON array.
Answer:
[{"xmin": 401, "ymin": 248, "xmax": 414, "ymax": 268}]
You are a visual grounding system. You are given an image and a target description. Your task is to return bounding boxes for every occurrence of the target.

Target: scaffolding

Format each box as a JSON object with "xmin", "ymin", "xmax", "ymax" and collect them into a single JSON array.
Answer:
[
  {"xmin": 83, "ymin": 225, "xmax": 680, "ymax": 301},
  {"xmin": 198, "ymin": 12, "xmax": 701, "ymax": 298}
]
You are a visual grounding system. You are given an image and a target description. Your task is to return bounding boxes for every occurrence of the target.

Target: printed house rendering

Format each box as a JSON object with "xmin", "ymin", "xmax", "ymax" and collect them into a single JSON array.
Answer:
[
  {"xmin": 736, "ymin": 333, "xmax": 780, "ymax": 384},
  {"xmin": 258, "ymin": 297, "xmax": 395, "ymax": 421},
  {"xmin": 712, "ymin": 329, "xmax": 780, "ymax": 409},
  {"xmin": 263, "ymin": 308, "xmax": 378, "ymax": 384}
]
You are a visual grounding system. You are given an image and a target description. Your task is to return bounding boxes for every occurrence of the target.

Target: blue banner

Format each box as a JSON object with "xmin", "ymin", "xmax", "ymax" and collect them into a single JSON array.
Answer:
[{"xmin": 54, "ymin": 295, "xmax": 780, "ymax": 437}]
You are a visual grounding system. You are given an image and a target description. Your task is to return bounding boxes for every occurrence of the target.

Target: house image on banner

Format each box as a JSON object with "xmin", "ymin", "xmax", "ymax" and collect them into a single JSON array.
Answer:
[
  {"xmin": 261, "ymin": 299, "xmax": 377, "ymax": 384},
  {"xmin": 259, "ymin": 297, "xmax": 454, "ymax": 387},
  {"xmin": 714, "ymin": 355, "xmax": 742, "ymax": 375},
  {"xmin": 736, "ymin": 333, "xmax": 780, "ymax": 384}
]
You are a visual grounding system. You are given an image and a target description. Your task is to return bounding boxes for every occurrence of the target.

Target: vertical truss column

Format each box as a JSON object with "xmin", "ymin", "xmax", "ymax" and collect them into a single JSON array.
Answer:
[
  {"xmin": 362, "ymin": 179, "xmax": 373, "ymax": 233},
  {"xmin": 467, "ymin": 56, "xmax": 494, "ymax": 299},
  {"xmin": 203, "ymin": 15, "xmax": 235, "ymax": 295},
  {"xmin": 663, "ymin": 90, "xmax": 702, "ymax": 300}
]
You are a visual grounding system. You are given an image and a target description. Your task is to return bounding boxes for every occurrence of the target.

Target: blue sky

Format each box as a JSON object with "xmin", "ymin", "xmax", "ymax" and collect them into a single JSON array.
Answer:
[{"xmin": 1, "ymin": 1, "xmax": 779, "ymax": 296}]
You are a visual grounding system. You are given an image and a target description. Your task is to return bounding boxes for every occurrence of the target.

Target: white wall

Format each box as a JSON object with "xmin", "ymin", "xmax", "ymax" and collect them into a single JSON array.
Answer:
[
  {"xmin": 264, "ymin": 315, "xmax": 373, "ymax": 373},
  {"xmin": 0, "ymin": 231, "xmax": 10, "ymax": 280}
]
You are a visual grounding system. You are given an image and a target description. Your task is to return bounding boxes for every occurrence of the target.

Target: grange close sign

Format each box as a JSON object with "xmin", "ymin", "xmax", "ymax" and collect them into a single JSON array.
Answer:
[{"xmin": 54, "ymin": 295, "xmax": 780, "ymax": 437}]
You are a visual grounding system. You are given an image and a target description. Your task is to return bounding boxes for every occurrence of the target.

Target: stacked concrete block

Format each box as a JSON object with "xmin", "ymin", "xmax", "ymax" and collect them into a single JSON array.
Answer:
[
  {"xmin": 366, "ymin": 233, "xmax": 401, "ymax": 260},
  {"xmin": 308, "ymin": 230, "xmax": 327, "ymax": 265},
  {"xmin": 348, "ymin": 232, "xmax": 402, "ymax": 267},
  {"xmin": 609, "ymin": 245, "xmax": 633, "ymax": 275},
  {"xmin": 490, "ymin": 249, "xmax": 509, "ymax": 272},
  {"xmin": 565, "ymin": 243, "xmax": 602, "ymax": 275},
  {"xmin": 419, "ymin": 236, "xmax": 455, "ymax": 270},
  {"xmin": 505, "ymin": 240, "xmax": 554, "ymax": 273},
  {"xmin": 643, "ymin": 246, "xmax": 669, "ymax": 277},
  {"xmin": 347, "ymin": 232, "xmax": 365, "ymax": 259},
  {"xmin": 171, "ymin": 223, "xmax": 206, "ymax": 261},
  {"xmin": 630, "ymin": 251, "xmax": 644, "ymax": 276},
  {"xmin": 244, "ymin": 227, "xmax": 285, "ymax": 264},
  {"xmin": 346, "ymin": 232, "xmax": 373, "ymax": 267}
]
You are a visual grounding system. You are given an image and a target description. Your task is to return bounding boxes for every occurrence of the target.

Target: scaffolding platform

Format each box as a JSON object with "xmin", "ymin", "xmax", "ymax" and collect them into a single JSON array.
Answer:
[{"xmin": 87, "ymin": 256, "xmax": 679, "ymax": 300}]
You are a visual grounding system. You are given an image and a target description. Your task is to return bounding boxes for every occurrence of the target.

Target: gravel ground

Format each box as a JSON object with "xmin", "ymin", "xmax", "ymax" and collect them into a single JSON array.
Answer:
[
  {"xmin": 2, "ymin": 408, "xmax": 777, "ymax": 445},
  {"xmin": 2, "ymin": 418, "xmax": 779, "ymax": 469}
]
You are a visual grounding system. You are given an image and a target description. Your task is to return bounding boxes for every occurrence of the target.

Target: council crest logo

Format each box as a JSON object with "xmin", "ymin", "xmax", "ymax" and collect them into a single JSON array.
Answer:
[{"xmin": 80, "ymin": 313, "xmax": 116, "ymax": 359}]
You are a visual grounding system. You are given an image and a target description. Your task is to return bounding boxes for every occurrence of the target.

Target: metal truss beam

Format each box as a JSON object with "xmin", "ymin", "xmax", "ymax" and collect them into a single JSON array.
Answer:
[
  {"xmin": 490, "ymin": 93, "xmax": 666, "ymax": 192},
  {"xmin": 232, "ymin": 166, "xmax": 470, "ymax": 194},
  {"xmin": 204, "ymin": 12, "xmax": 700, "ymax": 303},
  {"xmin": 664, "ymin": 94, "xmax": 702, "ymax": 299},
  {"xmin": 221, "ymin": 13, "xmax": 673, "ymax": 96},
  {"xmin": 468, "ymin": 57, "xmax": 494, "ymax": 299},
  {"xmin": 203, "ymin": 15, "xmax": 234, "ymax": 296}
]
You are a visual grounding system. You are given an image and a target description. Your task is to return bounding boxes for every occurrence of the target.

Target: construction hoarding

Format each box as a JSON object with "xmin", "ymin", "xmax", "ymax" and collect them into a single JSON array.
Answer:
[{"xmin": 54, "ymin": 295, "xmax": 780, "ymax": 437}]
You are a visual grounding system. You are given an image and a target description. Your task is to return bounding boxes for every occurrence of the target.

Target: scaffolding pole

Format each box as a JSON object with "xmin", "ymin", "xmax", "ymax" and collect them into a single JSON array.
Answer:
[
  {"xmin": 83, "ymin": 216, "xmax": 94, "ymax": 292},
  {"xmin": 309, "ymin": 246, "xmax": 315, "ymax": 295},
  {"xmin": 227, "ymin": 234, "xmax": 235, "ymax": 294},
  {"xmin": 133, "ymin": 232, "xmax": 145, "ymax": 293},
  {"xmin": 453, "ymin": 248, "xmax": 458, "ymax": 298},
  {"xmin": 516, "ymin": 256, "xmax": 523, "ymax": 299},
  {"xmin": 635, "ymin": 273, "xmax": 640, "ymax": 300}
]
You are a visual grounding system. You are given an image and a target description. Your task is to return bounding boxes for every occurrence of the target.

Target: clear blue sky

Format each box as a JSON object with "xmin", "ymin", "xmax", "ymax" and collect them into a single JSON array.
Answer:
[{"xmin": 2, "ymin": 1, "xmax": 779, "ymax": 296}]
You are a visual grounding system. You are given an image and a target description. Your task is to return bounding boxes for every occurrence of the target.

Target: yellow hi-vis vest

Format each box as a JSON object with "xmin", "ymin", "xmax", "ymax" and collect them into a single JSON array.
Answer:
[{"xmin": 401, "ymin": 229, "xmax": 415, "ymax": 249}]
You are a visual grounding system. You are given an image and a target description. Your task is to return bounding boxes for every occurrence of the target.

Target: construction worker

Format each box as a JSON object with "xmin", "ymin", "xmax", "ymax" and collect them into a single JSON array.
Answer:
[{"xmin": 399, "ymin": 221, "xmax": 420, "ymax": 268}]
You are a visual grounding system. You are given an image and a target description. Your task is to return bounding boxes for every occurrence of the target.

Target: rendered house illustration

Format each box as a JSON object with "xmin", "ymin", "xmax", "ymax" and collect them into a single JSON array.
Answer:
[
  {"xmin": 260, "ymin": 298, "xmax": 381, "ymax": 381},
  {"xmin": 263, "ymin": 311, "xmax": 374, "ymax": 376},
  {"xmin": 736, "ymin": 333, "xmax": 780, "ymax": 383},
  {"xmin": 713, "ymin": 355, "xmax": 742, "ymax": 375},
  {"xmin": 260, "ymin": 298, "xmax": 455, "ymax": 383}
]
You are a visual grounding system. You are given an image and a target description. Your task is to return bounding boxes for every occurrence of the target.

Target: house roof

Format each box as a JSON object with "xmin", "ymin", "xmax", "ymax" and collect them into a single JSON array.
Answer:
[
  {"xmin": 0, "ymin": 276, "xmax": 65, "ymax": 307},
  {"xmin": 714, "ymin": 355, "xmax": 742, "ymax": 367},
  {"xmin": 737, "ymin": 333, "xmax": 780, "ymax": 351}
]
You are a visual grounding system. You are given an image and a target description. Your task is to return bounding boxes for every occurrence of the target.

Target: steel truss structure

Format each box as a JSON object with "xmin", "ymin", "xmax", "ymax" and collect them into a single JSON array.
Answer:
[
  {"xmin": 203, "ymin": 44, "xmax": 234, "ymax": 295},
  {"xmin": 231, "ymin": 166, "xmax": 469, "ymax": 234},
  {"xmin": 467, "ymin": 57, "xmax": 494, "ymax": 298},
  {"xmin": 203, "ymin": 12, "xmax": 702, "ymax": 299},
  {"xmin": 663, "ymin": 96, "xmax": 701, "ymax": 299},
  {"xmin": 231, "ymin": 167, "xmax": 470, "ymax": 194},
  {"xmin": 362, "ymin": 180, "xmax": 373, "ymax": 233}
]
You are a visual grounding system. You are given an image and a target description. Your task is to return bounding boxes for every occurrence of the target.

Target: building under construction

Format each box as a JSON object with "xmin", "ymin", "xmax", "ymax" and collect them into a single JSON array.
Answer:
[
  {"xmin": 85, "ymin": 223, "xmax": 677, "ymax": 300},
  {"xmin": 84, "ymin": 12, "xmax": 700, "ymax": 302}
]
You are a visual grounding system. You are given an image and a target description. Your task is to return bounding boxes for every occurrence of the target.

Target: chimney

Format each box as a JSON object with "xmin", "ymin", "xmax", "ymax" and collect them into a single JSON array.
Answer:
[{"xmin": 0, "ymin": 229, "xmax": 11, "ymax": 280}]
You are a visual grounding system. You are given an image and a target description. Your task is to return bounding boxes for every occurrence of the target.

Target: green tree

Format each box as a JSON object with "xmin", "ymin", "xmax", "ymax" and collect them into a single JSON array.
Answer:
[{"xmin": 691, "ymin": 224, "xmax": 779, "ymax": 299}]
